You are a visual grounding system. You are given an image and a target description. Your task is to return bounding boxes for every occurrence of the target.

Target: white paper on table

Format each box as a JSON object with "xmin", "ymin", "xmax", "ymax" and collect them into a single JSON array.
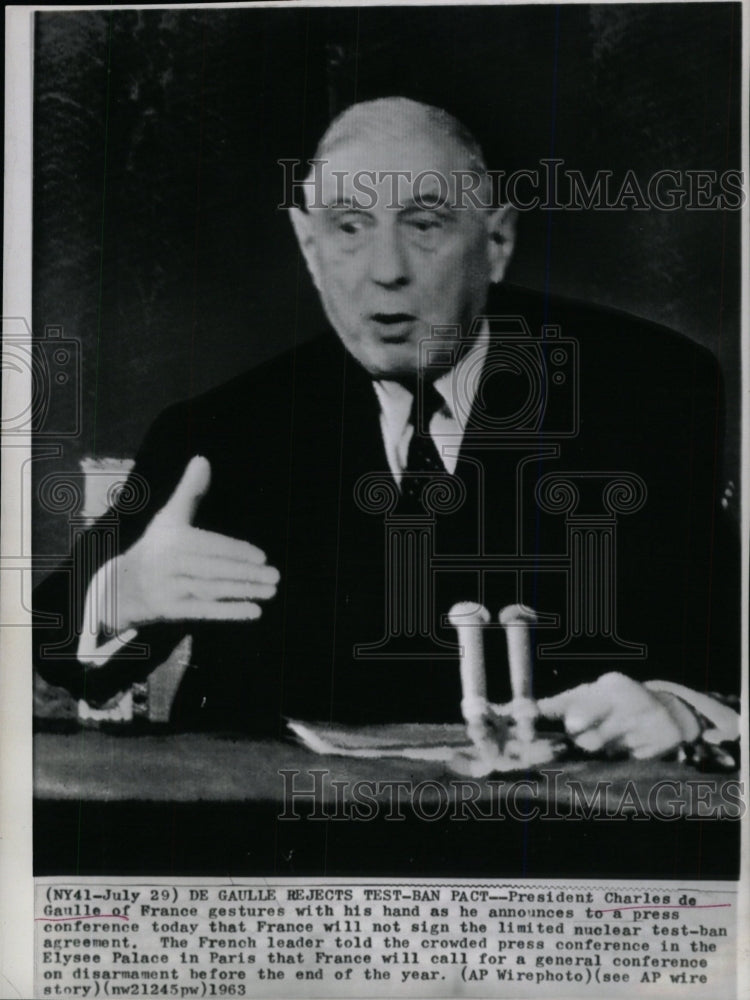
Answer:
[{"xmin": 287, "ymin": 719, "xmax": 472, "ymax": 763}]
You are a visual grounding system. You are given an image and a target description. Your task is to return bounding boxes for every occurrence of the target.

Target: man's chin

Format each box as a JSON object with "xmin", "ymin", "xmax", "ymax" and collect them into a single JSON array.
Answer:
[
  {"xmin": 333, "ymin": 321, "xmax": 440, "ymax": 379},
  {"xmin": 360, "ymin": 342, "xmax": 423, "ymax": 380}
]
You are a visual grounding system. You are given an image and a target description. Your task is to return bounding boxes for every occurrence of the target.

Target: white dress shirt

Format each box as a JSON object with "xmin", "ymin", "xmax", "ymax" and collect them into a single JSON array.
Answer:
[{"xmin": 372, "ymin": 325, "xmax": 490, "ymax": 482}]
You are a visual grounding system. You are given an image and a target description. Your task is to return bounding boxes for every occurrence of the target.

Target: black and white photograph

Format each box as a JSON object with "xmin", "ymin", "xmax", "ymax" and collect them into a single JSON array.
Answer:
[{"xmin": 1, "ymin": 1, "xmax": 746, "ymax": 997}]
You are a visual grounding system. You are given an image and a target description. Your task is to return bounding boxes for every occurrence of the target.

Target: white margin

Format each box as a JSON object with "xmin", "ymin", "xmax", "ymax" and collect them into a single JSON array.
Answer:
[{"xmin": 2, "ymin": 7, "xmax": 35, "ymax": 999}]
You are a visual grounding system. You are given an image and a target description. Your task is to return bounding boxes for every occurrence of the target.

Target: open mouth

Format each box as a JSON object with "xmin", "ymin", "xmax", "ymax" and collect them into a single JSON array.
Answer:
[
  {"xmin": 371, "ymin": 313, "xmax": 417, "ymax": 341},
  {"xmin": 371, "ymin": 312, "xmax": 416, "ymax": 325}
]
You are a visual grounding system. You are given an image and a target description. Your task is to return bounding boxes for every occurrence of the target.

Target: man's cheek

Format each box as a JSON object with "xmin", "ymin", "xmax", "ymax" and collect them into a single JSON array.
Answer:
[
  {"xmin": 421, "ymin": 277, "xmax": 463, "ymax": 323},
  {"xmin": 324, "ymin": 274, "xmax": 356, "ymax": 309},
  {"xmin": 324, "ymin": 243, "xmax": 364, "ymax": 268},
  {"xmin": 326, "ymin": 260, "xmax": 364, "ymax": 298}
]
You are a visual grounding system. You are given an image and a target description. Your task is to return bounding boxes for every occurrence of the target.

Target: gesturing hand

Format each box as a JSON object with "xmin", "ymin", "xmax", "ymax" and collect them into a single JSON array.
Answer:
[
  {"xmin": 536, "ymin": 672, "xmax": 701, "ymax": 760},
  {"xmin": 108, "ymin": 456, "xmax": 280, "ymax": 633}
]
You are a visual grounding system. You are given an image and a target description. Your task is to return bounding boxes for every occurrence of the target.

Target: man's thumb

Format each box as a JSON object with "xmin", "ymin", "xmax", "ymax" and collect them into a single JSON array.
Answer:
[{"xmin": 159, "ymin": 456, "xmax": 211, "ymax": 524}]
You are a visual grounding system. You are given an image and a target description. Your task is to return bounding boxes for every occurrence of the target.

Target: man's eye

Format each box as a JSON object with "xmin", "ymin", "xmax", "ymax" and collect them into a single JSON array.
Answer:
[
  {"xmin": 407, "ymin": 216, "xmax": 442, "ymax": 233},
  {"xmin": 332, "ymin": 212, "xmax": 369, "ymax": 236}
]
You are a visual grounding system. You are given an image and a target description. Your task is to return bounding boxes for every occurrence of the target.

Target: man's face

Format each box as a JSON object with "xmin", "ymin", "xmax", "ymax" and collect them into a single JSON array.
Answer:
[{"xmin": 292, "ymin": 131, "xmax": 508, "ymax": 380}]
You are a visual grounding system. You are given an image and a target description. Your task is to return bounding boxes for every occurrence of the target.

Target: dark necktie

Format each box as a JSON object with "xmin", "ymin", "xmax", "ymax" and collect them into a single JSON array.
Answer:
[{"xmin": 398, "ymin": 380, "xmax": 449, "ymax": 514}]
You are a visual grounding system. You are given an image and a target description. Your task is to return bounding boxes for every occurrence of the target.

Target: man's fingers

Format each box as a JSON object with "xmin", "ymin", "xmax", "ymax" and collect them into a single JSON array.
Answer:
[
  {"xmin": 176, "ymin": 578, "xmax": 278, "ymax": 601},
  {"xmin": 630, "ymin": 737, "xmax": 680, "ymax": 760},
  {"xmin": 174, "ymin": 551, "xmax": 280, "ymax": 584},
  {"xmin": 572, "ymin": 709, "xmax": 626, "ymax": 753},
  {"xmin": 158, "ymin": 456, "xmax": 212, "ymax": 526},
  {"xmin": 150, "ymin": 525, "xmax": 275, "ymax": 569},
  {"xmin": 536, "ymin": 689, "xmax": 576, "ymax": 720},
  {"xmin": 181, "ymin": 528, "xmax": 272, "ymax": 567},
  {"xmin": 537, "ymin": 682, "xmax": 609, "ymax": 733},
  {"xmin": 539, "ymin": 671, "xmax": 688, "ymax": 760},
  {"xmin": 623, "ymin": 715, "xmax": 683, "ymax": 759},
  {"xmin": 164, "ymin": 598, "xmax": 262, "ymax": 622},
  {"xmin": 573, "ymin": 729, "xmax": 609, "ymax": 754},
  {"xmin": 117, "ymin": 488, "xmax": 283, "ymax": 628},
  {"xmin": 199, "ymin": 599, "xmax": 263, "ymax": 622}
]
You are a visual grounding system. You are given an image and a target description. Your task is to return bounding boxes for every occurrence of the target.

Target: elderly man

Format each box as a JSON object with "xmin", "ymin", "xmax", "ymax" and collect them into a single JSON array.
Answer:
[{"xmin": 34, "ymin": 98, "xmax": 738, "ymax": 760}]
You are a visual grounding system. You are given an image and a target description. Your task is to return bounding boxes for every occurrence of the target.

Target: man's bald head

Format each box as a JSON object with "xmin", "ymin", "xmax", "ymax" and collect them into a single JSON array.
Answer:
[{"xmin": 314, "ymin": 97, "xmax": 488, "ymax": 177}]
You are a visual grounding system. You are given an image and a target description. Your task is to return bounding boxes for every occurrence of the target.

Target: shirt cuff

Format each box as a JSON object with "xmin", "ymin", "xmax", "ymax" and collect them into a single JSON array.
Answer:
[
  {"xmin": 644, "ymin": 679, "xmax": 740, "ymax": 742},
  {"xmin": 644, "ymin": 679, "xmax": 741, "ymax": 770},
  {"xmin": 77, "ymin": 559, "xmax": 138, "ymax": 667}
]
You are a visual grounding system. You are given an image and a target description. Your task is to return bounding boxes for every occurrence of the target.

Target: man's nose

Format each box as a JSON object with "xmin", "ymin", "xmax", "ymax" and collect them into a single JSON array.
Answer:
[{"xmin": 368, "ymin": 223, "xmax": 411, "ymax": 288}]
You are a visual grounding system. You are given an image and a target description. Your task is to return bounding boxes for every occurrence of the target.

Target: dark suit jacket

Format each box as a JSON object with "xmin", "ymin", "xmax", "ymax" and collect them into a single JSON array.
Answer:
[{"xmin": 34, "ymin": 285, "xmax": 738, "ymax": 734}]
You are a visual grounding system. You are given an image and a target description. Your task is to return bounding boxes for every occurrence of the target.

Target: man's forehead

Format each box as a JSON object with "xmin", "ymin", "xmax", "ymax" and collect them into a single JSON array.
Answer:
[{"xmin": 313, "ymin": 132, "xmax": 475, "ymax": 205}]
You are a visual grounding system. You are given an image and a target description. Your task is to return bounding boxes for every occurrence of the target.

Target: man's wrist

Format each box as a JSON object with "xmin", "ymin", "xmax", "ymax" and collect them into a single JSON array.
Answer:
[
  {"xmin": 649, "ymin": 689, "xmax": 702, "ymax": 743},
  {"xmin": 77, "ymin": 558, "xmax": 139, "ymax": 667}
]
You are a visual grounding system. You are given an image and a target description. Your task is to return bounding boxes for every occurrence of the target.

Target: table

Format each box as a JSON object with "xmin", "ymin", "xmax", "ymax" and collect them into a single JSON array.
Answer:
[{"xmin": 34, "ymin": 728, "xmax": 741, "ymax": 878}]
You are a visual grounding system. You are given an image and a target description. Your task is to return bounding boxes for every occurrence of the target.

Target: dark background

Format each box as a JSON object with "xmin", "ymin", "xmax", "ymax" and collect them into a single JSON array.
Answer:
[{"xmin": 32, "ymin": 4, "xmax": 742, "ymax": 562}]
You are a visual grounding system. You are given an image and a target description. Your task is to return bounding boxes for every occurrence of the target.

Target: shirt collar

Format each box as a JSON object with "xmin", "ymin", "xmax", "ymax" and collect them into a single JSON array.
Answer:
[{"xmin": 372, "ymin": 320, "xmax": 490, "ymax": 433}]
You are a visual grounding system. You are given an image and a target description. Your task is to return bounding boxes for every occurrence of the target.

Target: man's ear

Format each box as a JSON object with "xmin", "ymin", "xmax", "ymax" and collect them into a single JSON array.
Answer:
[
  {"xmin": 289, "ymin": 206, "xmax": 322, "ymax": 292},
  {"xmin": 487, "ymin": 203, "xmax": 517, "ymax": 283}
]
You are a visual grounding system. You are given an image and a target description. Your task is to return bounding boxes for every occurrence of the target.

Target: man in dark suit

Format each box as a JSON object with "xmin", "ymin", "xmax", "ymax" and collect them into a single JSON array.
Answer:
[{"xmin": 34, "ymin": 98, "xmax": 738, "ymax": 758}]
